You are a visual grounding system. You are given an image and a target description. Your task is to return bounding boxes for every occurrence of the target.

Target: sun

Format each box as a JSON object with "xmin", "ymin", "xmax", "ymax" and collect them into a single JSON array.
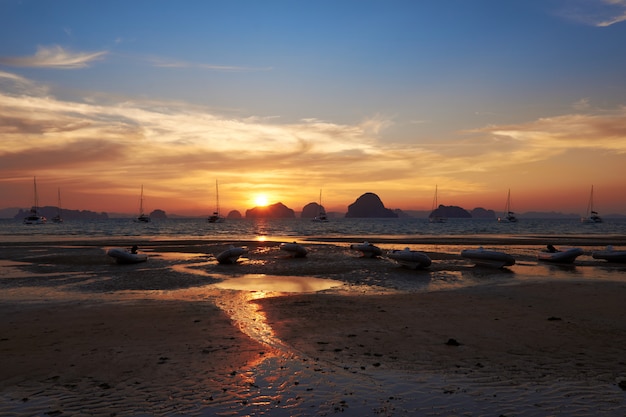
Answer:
[{"xmin": 254, "ymin": 194, "xmax": 269, "ymax": 207}]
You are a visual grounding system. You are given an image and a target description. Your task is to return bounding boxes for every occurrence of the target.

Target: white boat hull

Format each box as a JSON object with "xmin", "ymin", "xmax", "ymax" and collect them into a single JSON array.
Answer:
[
  {"xmin": 388, "ymin": 248, "xmax": 432, "ymax": 269},
  {"xmin": 107, "ymin": 248, "xmax": 148, "ymax": 264},
  {"xmin": 350, "ymin": 242, "xmax": 383, "ymax": 258},
  {"xmin": 537, "ymin": 247, "xmax": 583, "ymax": 264},
  {"xmin": 23, "ymin": 215, "xmax": 47, "ymax": 225},
  {"xmin": 216, "ymin": 246, "xmax": 247, "ymax": 264},
  {"xmin": 461, "ymin": 248, "xmax": 515, "ymax": 268},
  {"xmin": 592, "ymin": 247, "xmax": 626, "ymax": 263},
  {"xmin": 280, "ymin": 242, "xmax": 308, "ymax": 258}
]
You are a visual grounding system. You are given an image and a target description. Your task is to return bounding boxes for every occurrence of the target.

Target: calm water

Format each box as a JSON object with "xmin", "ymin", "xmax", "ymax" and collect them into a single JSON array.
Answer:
[{"xmin": 1, "ymin": 217, "xmax": 625, "ymax": 242}]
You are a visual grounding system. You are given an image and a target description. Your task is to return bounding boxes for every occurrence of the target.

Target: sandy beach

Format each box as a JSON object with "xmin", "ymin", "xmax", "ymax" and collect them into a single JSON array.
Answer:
[{"xmin": 1, "ymin": 238, "xmax": 625, "ymax": 415}]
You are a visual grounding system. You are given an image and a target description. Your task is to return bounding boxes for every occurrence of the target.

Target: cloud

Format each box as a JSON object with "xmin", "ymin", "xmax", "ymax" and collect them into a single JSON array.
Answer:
[
  {"xmin": 148, "ymin": 57, "xmax": 272, "ymax": 72},
  {"xmin": 555, "ymin": 0, "xmax": 626, "ymax": 27},
  {"xmin": 465, "ymin": 109, "xmax": 626, "ymax": 172},
  {"xmin": 0, "ymin": 45, "xmax": 107, "ymax": 69},
  {"xmin": 1, "ymin": 71, "xmax": 625, "ymax": 211}
]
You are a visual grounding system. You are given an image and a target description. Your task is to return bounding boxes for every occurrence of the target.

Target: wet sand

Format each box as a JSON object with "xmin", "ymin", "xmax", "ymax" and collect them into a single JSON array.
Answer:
[{"xmin": 1, "ymin": 238, "xmax": 625, "ymax": 415}]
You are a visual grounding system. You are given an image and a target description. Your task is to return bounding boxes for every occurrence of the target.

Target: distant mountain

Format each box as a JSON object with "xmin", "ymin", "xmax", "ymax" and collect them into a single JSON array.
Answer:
[
  {"xmin": 12, "ymin": 206, "xmax": 109, "ymax": 220},
  {"xmin": 0, "ymin": 207, "xmax": 21, "ymax": 219},
  {"xmin": 301, "ymin": 202, "xmax": 326, "ymax": 218},
  {"xmin": 393, "ymin": 209, "xmax": 411, "ymax": 218},
  {"xmin": 345, "ymin": 193, "xmax": 398, "ymax": 218},
  {"xmin": 471, "ymin": 207, "xmax": 496, "ymax": 219},
  {"xmin": 227, "ymin": 210, "xmax": 242, "ymax": 219},
  {"xmin": 150, "ymin": 209, "xmax": 167, "ymax": 219},
  {"xmin": 430, "ymin": 205, "xmax": 471, "ymax": 219},
  {"xmin": 246, "ymin": 202, "xmax": 295, "ymax": 219},
  {"xmin": 521, "ymin": 211, "xmax": 579, "ymax": 219}
]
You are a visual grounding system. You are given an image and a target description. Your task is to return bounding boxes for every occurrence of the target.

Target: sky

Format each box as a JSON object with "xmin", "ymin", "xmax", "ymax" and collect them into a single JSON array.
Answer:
[{"xmin": 1, "ymin": 0, "xmax": 626, "ymax": 216}]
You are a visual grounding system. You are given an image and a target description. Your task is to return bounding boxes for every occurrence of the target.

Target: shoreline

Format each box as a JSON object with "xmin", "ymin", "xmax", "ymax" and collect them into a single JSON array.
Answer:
[{"xmin": 2, "ymin": 231, "xmax": 626, "ymax": 247}]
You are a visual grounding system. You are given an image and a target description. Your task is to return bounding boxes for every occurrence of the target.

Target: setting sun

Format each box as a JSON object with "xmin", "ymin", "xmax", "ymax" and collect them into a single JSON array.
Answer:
[{"xmin": 254, "ymin": 194, "xmax": 269, "ymax": 207}]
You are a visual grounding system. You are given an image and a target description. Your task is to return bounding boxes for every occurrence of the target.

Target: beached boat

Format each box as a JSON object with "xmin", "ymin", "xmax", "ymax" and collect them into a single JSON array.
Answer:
[
  {"xmin": 207, "ymin": 180, "xmax": 225, "ymax": 223},
  {"xmin": 497, "ymin": 189, "xmax": 517, "ymax": 223},
  {"xmin": 388, "ymin": 248, "xmax": 432, "ymax": 269},
  {"xmin": 350, "ymin": 241, "xmax": 383, "ymax": 258},
  {"xmin": 279, "ymin": 242, "xmax": 308, "ymax": 258},
  {"xmin": 592, "ymin": 246, "xmax": 626, "ymax": 263},
  {"xmin": 429, "ymin": 185, "xmax": 447, "ymax": 223},
  {"xmin": 23, "ymin": 176, "xmax": 47, "ymax": 225},
  {"xmin": 581, "ymin": 185, "xmax": 602, "ymax": 223},
  {"xmin": 216, "ymin": 246, "xmax": 247, "ymax": 264},
  {"xmin": 107, "ymin": 247, "xmax": 148, "ymax": 264},
  {"xmin": 537, "ymin": 246, "xmax": 583, "ymax": 264},
  {"xmin": 51, "ymin": 187, "xmax": 63, "ymax": 223},
  {"xmin": 312, "ymin": 189, "xmax": 328, "ymax": 222},
  {"xmin": 135, "ymin": 185, "xmax": 151, "ymax": 223},
  {"xmin": 461, "ymin": 247, "xmax": 515, "ymax": 268}
]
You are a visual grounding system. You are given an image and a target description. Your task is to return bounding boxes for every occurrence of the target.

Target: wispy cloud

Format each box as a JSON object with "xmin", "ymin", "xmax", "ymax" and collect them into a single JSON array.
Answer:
[
  {"xmin": 0, "ymin": 45, "xmax": 107, "ymax": 69},
  {"xmin": 149, "ymin": 57, "xmax": 272, "ymax": 72},
  {"xmin": 555, "ymin": 0, "xmax": 626, "ymax": 27}
]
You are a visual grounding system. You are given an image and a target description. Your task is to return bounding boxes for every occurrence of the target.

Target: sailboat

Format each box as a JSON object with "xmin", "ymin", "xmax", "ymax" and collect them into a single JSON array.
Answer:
[
  {"xmin": 498, "ymin": 189, "xmax": 517, "ymax": 223},
  {"xmin": 207, "ymin": 180, "xmax": 224, "ymax": 223},
  {"xmin": 581, "ymin": 185, "xmax": 602, "ymax": 223},
  {"xmin": 429, "ymin": 185, "xmax": 447, "ymax": 223},
  {"xmin": 312, "ymin": 189, "xmax": 328, "ymax": 222},
  {"xmin": 136, "ymin": 185, "xmax": 151, "ymax": 223},
  {"xmin": 23, "ymin": 176, "xmax": 47, "ymax": 224},
  {"xmin": 51, "ymin": 187, "xmax": 63, "ymax": 223}
]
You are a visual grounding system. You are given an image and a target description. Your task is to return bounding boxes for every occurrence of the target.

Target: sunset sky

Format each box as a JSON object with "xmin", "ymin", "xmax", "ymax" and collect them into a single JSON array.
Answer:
[{"xmin": 1, "ymin": 0, "xmax": 626, "ymax": 216}]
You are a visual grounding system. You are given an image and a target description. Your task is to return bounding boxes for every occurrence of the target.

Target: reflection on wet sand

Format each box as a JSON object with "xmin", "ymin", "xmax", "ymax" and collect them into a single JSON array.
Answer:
[{"xmin": 214, "ymin": 274, "xmax": 343, "ymax": 293}]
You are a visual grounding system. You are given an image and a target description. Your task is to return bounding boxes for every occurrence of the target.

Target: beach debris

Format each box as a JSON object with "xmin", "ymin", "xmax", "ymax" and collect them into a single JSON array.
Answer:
[
  {"xmin": 547, "ymin": 316, "xmax": 562, "ymax": 321},
  {"xmin": 445, "ymin": 338, "xmax": 462, "ymax": 346}
]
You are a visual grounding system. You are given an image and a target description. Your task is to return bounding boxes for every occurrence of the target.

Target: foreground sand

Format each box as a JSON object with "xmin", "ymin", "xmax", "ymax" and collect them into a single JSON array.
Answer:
[
  {"xmin": 257, "ymin": 281, "xmax": 626, "ymax": 383},
  {"xmin": 1, "ymin": 240, "xmax": 626, "ymax": 415}
]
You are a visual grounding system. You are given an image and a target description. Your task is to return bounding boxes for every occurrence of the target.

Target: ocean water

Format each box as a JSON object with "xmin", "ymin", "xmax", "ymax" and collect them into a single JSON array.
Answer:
[{"xmin": 1, "ymin": 217, "xmax": 625, "ymax": 242}]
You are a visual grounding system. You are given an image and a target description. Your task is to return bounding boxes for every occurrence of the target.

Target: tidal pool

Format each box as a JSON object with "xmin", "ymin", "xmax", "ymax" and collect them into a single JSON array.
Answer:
[{"xmin": 213, "ymin": 274, "xmax": 343, "ymax": 293}]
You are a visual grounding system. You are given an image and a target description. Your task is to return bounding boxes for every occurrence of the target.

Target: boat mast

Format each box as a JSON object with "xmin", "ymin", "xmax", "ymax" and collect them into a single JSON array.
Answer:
[
  {"xmin": 215, "ymin": 179, "xmax": 220, "ymax": 215},
  {"xmin": 33, "ymin": 176, "xmax": 39, "ymax": 212},
  {"xmin": 139, "ymin": 184, "xmax": 145, "ymax": 216}
]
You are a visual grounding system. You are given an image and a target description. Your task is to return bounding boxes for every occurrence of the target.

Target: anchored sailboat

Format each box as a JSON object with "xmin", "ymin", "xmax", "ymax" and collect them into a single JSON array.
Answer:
[
  {"xmin": 581, "ymin": 185, "xmax": 602, "ymax": 223},
  {"xmin": 136, "ymin": 185, "xmax": 151, "ymax": 223},
  {"xmin": 312, "ymin": 189, "xmax": 328, "ymax": 222},
  {"xmin": 52, "ymin": 187, "xmax": 63, "ymax": 223},
  {"xmin": 208, "ymin": 180, "xmax": 224, "ymax": 223},
  {"xmin": 23, "ymin": 176, "xmax": 47, "ymax": 224},
  {"xmin": 429, "ymin": 185, "xmax": 447, "ymax": 223},
  {"xmin": 498, "ymin": 189, "xmax": 517, "ymax": 223}
]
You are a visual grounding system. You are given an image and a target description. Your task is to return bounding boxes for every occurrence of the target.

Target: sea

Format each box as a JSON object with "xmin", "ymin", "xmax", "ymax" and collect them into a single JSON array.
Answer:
[{"xmin": 1, "ymin": 217, "xmax": 626, "ymax": 243}]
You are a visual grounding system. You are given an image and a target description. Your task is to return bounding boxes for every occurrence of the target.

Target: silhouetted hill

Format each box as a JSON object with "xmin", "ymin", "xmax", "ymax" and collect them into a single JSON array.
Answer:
[
  {"xmin": 345, "ymin": 193, "xmax": 398, "ymax": 218},
  {"xmin": 0, "ymin": 207, "xmax": 21, "ymax": 218},
  {"xmin": 246, "ymin": 202, "xmax": 295, "ymax": 219},
  {"xmin": 13, "ymin": 206, "xmax": 108, "ymax": 220},
  {"xmin": 430, "ymin": 205, "xmax": 471, "ymax": 219},
  {"xmin": 471, "ymin": 207, "xmax": 496, "ymax": 219},
  {"xmin": 301, "ymin": 202, "xmax": 325, "ymax": 218},
  {"xmin": 150, "ymin": 209, "xmax": 167, "ymax": 219},
  {"xmin": 521, "ymin": 211, "xmax": 579, "ymax": 219},
  {"xmin": 227, "ymin": 210, "xmax": 242, "ymax": 219}
]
